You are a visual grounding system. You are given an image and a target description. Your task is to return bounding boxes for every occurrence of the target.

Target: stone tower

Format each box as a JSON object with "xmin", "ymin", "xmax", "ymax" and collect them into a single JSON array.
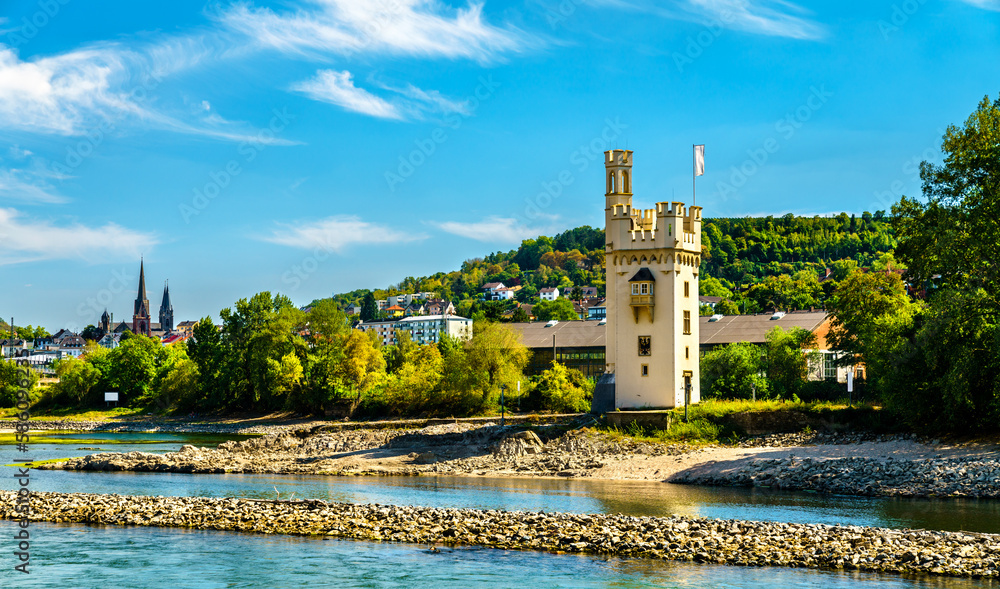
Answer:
[
  {"xmin": 159, "ymin": 281, "xmax": 174, "ymax": 333},
  {"xmin": 604, "ymin": 149, "xmax": 701, "ymax": 409},
  {"xmin": 132, "ymin": 259, "xmax": 151, "ymax": 337}
]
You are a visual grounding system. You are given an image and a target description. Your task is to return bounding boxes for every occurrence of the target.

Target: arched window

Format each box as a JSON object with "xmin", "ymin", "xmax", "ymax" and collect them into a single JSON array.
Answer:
[
  {"xmin": 622, "ymin": 171, "xmax": 630, "ymax": 193},
  {"xmin": 609, "ymin": 171, "xmax": 617, "ymax": 193}
]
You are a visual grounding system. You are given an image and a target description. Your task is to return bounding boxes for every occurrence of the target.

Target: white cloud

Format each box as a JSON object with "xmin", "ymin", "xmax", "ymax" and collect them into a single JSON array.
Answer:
[
  {"xmin": 219, "ymin": 0, "xmax": 529, "ymax": 62},
  {"xmin": 588, "ymin": 0, "xmax": 825, "ymax": 40},
  {"xmin": 0, "ymin": 41, "xmax": 298, "ymax": 144},
  {"xmin": 959, "ymin": 0, "xmax": 1000, "ymax": 10},
  {"xmin": 433, "ymin": 216, "xmax": 559, "ymax": 244},
  {"xmin": 0, "ymin": 208, "xmax": 157, "ymax": 265},
  {"xmin": 292, "ymin": 70, "xmax": 403, "ymax": 120},
  {"xmin": 0, "ymin": 169, "xmax": 65, "ymax": 204},
  {"xmin": 262, "ymin": 215, "xmax": 426, "ymax": 252}
]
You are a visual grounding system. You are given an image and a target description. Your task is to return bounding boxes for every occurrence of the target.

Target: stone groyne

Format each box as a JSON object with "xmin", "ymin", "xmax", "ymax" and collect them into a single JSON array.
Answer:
[
  {"xmin": 671, "ymin": 455, "xmax": 1000, "ymax": 499},
  {"xmin": 2, "ymin": 492, "xmax": 998, "ymax": 578}
]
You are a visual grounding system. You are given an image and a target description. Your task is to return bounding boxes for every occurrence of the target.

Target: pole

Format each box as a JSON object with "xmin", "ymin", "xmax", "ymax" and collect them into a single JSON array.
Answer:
[
  {"xmin": 500, "ymin": 385, "xmax": 506, "ymax": 427},
  {"xmin": 9, "ymin": 317, "xmax": 13, "ymax": 359},
  {"xmin": 692, "ymin": 144, "xmax": 696, "ymax": 207}
]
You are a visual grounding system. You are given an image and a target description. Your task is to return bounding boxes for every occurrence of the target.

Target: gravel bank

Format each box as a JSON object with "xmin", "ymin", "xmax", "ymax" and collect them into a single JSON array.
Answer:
[
  {"xmin": 671, "ymin": 454, "xmax": 1000, "ymax": 498},
  {"xmin": 3, "ymin": 491, "xmax": 998, "ymax": 578}
]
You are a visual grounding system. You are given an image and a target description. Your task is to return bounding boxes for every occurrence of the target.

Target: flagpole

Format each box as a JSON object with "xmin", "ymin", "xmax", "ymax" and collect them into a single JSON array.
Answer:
[{"xmin": 692, "ymin": 144, "xmax": 696, "ymax": 207}]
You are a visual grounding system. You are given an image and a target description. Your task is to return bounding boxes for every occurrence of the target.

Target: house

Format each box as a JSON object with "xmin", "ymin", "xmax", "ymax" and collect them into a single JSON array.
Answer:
[
  {"xmin": 482, "ymin": 282, "xmax": 508, "ymax": 300},
  {"xmin": 404, "ymin": 302, "xmax": 425, "ymax": 317},
  {"xmin": 162, "ymin": 334, "xmax": 190, "ymax": 346},
  {"xmin": 344, "ymin": 304, "xmax": 361, "ymax": 316},
  {"xmin": 175, "ymin": 320, "xmax": 198, "ymax": 336},
  {"xmin": 97, "ymin": 333, "xmax": 121, "ymax": 349},
  {"xmin": 394, "ymin": 315, "xmax": 472, "ymax": 345},
  {"xmin": 494, "ymin": 287, "xmax": 515, "ymax": 300},
  {"xmin": 0, "ymin": 339, "xmax": 29, "ymax": 357},
  {"xmin": 539, "ymin": 287, "xmax": 560, "ymax": 301},
  {"xmin": 699, "ymin": 295, "xmax": 723, "ymax": 310},
  {"xmin": 587, "ymin": 300, "xmax": 606, "ymax": 321},
  {"xmin": 566, "ymin": 286, "xmax": 598, "ymax": 299},
  {"xmin": 58, "ymin": 335, "xmax": 86, "ymax": 358},
  {"xmin": 356, "ymin": 319, "xmax": 400, "ymax": 347},
  {"xmin": 376, "ymin": 299, "xmax": 388, "ymax": 311},
  {"xmin": 424, "ymin": 299, "xmax": 455, "ymax": 316},
  {"xmin": 384, "ymin": 305, "xmax": 405, "ymax": 318}
]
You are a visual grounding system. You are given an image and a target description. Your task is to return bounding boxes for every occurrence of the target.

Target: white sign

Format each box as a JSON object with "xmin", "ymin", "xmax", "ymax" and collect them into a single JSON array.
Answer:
[
  {"xmin": 105, "ymin": 392, "xmax": 119, "ymax": 402},
  {"xmin": 847, "ymin": 371, "xmax": 854, "ymax": 393}
]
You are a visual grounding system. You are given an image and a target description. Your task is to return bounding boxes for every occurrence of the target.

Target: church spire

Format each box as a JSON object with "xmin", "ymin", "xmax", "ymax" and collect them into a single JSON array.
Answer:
[
  {"xmin": 136, "ymin": 258, "xmax": 147, "ymax": 305},
  {"xmin": 132, "ymin": 258, "xmax": 151, "ymax": 337},
  {"xmin": 159, "ymin": 279, "xmax": 174, "ymax": 333}
]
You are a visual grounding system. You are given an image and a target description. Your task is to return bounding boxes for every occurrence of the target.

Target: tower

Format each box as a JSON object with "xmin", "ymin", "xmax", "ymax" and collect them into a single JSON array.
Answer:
[
  {"xmin": 159, "ymin": 281, "xmax": 174, "ymax": 333},
  {"xmin": 100, "ymin": 309, "xmax": 111, "ymax": 335},
  {"xmin": 132, "ymin": 259, "xmax": 151, "ymax": 337},
  {"xmin": 604, "ymin": 150, "xmax": 701, "ymax": 409}
]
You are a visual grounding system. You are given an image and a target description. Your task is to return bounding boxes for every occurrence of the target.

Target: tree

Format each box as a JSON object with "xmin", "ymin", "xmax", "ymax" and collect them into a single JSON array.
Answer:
[
  {"xmin": 464, "ymin": 322, "xmax": 529, "ymax": 412},
  {"xmin": 360, "ymin": 292, "xmax": 379, "ymax": 322},
  {"xmin": 533, "ymin": 298, "xmax": 578, "ymax": 321},
  {"xmin": 0, "ymin": 359, "xmax": 39, "ymax": 407},
  {"xmin": 188, "ymin": 317, "xmax": 225, "ymax": 408},
  {"xmin": 52, "ymin": 357, "xmax": 102, "ymax": 405},
  {"xmin": 764, "ymin": 326, "xmax": 818, "ymax": 399},
  {"xmin": 715, "ymin": 299, "xmax": 740, "ymax": 315},
  {"xmin": 336, "ymin": 330, "xmax": 386, "ymax": 411},
  {"xmin": 701, "ymin": 342, "xmax": 768, "ymax": 399},
  {"xmin": 81, "ymin": 325, "xmax": 102, "ymax": 342},
  {"xmin": 108, "ymin": 335, "xmax": 167, "ymax": 405},
  {"xmin": 532, "ymin": 362, "xmax": 591, "ymax": 413},
  {"xmin": 826, "ymin": 269, "xmax": 918, "ymax": 367}
]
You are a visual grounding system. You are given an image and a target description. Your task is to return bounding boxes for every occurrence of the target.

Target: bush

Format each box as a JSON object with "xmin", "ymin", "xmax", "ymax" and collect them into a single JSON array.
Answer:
[{"xmin": 531, "ymin": 363, "xmax": 592, "ymax": 413}]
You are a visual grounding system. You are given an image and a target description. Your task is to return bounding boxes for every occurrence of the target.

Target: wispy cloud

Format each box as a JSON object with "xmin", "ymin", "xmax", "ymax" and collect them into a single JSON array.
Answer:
[
  {"xmin": 292, "ymin": 69, "xmax": 472, "ymax": 120},
  {"xmin": 587, "ymin": 0, "xmax": 825, "ymax": 40},
  {"xmin": 262, "ymin": 215, "xmax": 426, "ymax": 252},
  {"xmin": 433, "ymin": 216, "xmax": 560, "ymax": 244},
  {"xmin": 958, "ymin": 0, "xmax": 1000, "ymax": 10},
  {"xmin": 219, "ymin": 0, "xmax": 530, "ymax": 62},
  {"xmin": 0, "ymin": 208, "xmax": 157, "ymax": 265},
  {"xmin": 0, "ymin": 169, "xmax": 66, "ymax": 204},
  {"xmin": 292, "ymin": 70, "xmax": 404, "ymax": 120},
  {"xmin": 0, "ymin": 40, "xmax": 297, "ymax": 144}
]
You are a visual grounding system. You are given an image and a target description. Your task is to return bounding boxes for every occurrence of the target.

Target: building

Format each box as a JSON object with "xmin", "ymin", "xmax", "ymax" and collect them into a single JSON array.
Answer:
[
  {"xmin": 384, "ymin": 305, "xmax": 405, "ymax": 318},
  {"xmin": 587, "ymin": 302, "xmax": 606, "ymax": 321},
  {"xmin": 482, "ymin": 282, "xmax": 507, "ymax": 300},
  {"xmin": 133, "ymin": 259, "xmax": 152, "ymax": 337},
  {"xmin": 357, "ymin": 319, "xmax": 399, "ymax": 347},
  {"xmin": 58, "ymin": 335, "xmax": 86, "ymax": 358},
  {"xmin": 424, "ymin": 299, "xmax": 455, "ymax": 316},
  {"xmin": 394, "ymin": 315, "xmax": 472, "ymax": 345},
  {"xmin": 159, "ymin": 282, "xmax": 174, "ymax": 332},
  {"xmin": 508, "ymin": 310, "xmax": 840, "ymax": 381},
  {"xmin": 566, "ymin": 286, "xmax": 598, "ymax": 299},
  {"xmin": 699, "ymin": 295, "xmax": 722, "ymax": 310},
  {"xmin": 176, "ymin": 321, "xmax": 198, "ymax": 336},
  {"xmin": 539, "ymin": 287, "xmax": 560, "ymax": 301},
  {"xmin": 494, "ymin": 287, "xmax": 515, "ymax": 300},
  {"xmin": 603, "ymin": 149, "xmax": 701, "ymax": 410}
]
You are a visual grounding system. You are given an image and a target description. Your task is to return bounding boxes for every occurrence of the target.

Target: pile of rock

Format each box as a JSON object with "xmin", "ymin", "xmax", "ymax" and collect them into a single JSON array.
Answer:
[
  {"xmin": 672, "ymin": 454, "xmax": 1000, "ymax": 498},
  {"xmin": 3, "ymin": 491, "xmax": 998, "ymax": 578}
]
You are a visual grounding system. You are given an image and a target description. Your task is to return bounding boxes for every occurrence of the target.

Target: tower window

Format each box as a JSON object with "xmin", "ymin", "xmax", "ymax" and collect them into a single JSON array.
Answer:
[
  {"xmin": 641, "ymin": 364, "xmax": 649, "ymax": 377},
  {"xmin": 640, "ymin": 283, "xmax": 648, "ymax": 295},
  {"xmin": 632, "ymin": 284, "xmax": 639, "ymax": 295},
  {"xmin": 638, "ymin": 336, "xmax": 651, "ymax": 356},
  {"xmin": 683, "ymin": 311, "xmax": 691, "ymax": 335},
  {"xmin": 684, "ymin": 281, "xmax": 690, "ymax": 297},
  {"xmin": 686, "ymin": 346, "xmax": 690, "ymax": 359}
]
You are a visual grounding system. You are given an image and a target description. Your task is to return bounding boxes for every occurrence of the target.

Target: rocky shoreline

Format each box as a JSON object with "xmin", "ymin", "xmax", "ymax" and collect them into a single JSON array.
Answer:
[
  {"xmin": 2, "ymin": 491, "xmax": 998, "ymax": 578},
  {"xmin": 670, "ymin": 454, "xmax": 1000, "ymax": 498}
]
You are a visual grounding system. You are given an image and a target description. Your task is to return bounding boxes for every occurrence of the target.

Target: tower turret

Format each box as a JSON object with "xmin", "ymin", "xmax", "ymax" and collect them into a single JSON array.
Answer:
[
  {"xmin": 132, "ymin": 259, "xmax": 151, "ymax": 337},
  {"xmin": 159, "ymin": 281, "xmax": 174, "ymax": 333}
]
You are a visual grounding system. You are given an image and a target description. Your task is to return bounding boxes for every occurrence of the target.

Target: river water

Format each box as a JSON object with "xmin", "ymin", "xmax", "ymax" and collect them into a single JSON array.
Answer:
[{"xmin": 2, "ymin": 432, "xmax": 998, "ymax": 588}]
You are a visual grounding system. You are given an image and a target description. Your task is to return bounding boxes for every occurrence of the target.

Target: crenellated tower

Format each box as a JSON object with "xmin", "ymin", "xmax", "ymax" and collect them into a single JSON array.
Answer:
[{"xmin": 604, "ymin": 149, "xmax": 701, "ymax": 409}]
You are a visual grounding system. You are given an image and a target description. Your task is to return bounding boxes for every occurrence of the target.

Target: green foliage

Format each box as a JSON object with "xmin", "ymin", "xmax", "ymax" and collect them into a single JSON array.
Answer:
[
  {"xmin": 533, "ymin": 298, "xmax": 579, "ymax": 321},
  {"xmin": 701, "ymin": 342, "xmax": 768, "ymax": 400},
  {"xmin": 826, "ymin": 269, "xmax": 919, "ymax": 367},
  {"xmin": 532, "ymin": 363, "xmax": 592, "ymax": 413},
  {"xmin": 764, "ymin": 326, "xmax": 818, "ymax": 399},
  {"xmin": 714, "ymin": 299, "xmax": 740, "ymax": 315},
  {"xmin": 0, "ymin": 360, "xmax": 38, "ymax": 408},
  {"xmin": 51, "ymin": 357, "xmax": 101, "ymax": 405}
]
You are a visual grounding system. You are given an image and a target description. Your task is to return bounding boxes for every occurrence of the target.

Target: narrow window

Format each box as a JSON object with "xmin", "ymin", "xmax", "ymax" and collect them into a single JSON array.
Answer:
[
  {"xmin": 641, "ymin": 364, "xmax": 649, "ymax": 377},
  {"xmin": 685, "ymin": 346, "xmax": 690, "ymax": 359},
  {"xmin": 632, "ymin": 284, "xmax": 639, "ymax": 295},
  {"xmin": 640, "ymin": 283, "xmax": 648, "ymax": 295},
  {"xmin": 684, "ymin": 281, "xmax": 690, "ymax": 298},
  {"xmin": 683, "ymin": 311, "xmax": 691, "ymax": 335}
]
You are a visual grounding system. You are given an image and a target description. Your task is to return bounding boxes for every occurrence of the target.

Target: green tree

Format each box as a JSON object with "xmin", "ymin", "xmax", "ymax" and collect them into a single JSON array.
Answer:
[
  {"xmin": 0, "ymin": 360, "xmax": 39, "ymax": 408},
  {"xmin": 533, "ymin": 298, "xmax": 579, "ymax": 321},
  {"xmin": 764, "ymin": 326, "xmax": 818, "ymax": 399},
  {"xmin": 714, "ymin": 299, "xmax": 740, "ymax": 315},
  {"xmin": 108, "ymin": 335, "xmax": 167, "ymax": 405},
  {"xmin": 532, "ymin": 362, "xmax": 591, "ymax": 413},
  {"xmin": 464, "ymin": 322, "xmax": 529, "ymax": 412},
  {"xmin": 701, "ymin": 342, "xmax": 768, "ymax": 399},
  {"xmin": 826, "ymin": 270, "xmax": 918, "ymax": 367},
  {"xmin": 360, "ymin": 292, "xmax": 379, "ymax": 322}
]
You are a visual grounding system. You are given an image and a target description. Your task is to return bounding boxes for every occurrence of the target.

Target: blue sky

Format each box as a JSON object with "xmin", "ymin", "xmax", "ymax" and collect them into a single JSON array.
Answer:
[{"xmin": 1, "ymin": 0, "xmax": 998, "ymax": 330}]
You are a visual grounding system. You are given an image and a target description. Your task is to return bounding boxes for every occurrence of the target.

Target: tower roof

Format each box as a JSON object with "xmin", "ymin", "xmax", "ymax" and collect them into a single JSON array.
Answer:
[
  {"xmin": 137, "ymin": 259, "xmax": 147, "ymax": 301},
  {"xmin": 628, "ymin": 268, "xmax": 656, "ymax": 282},
  {"xmin": 161, "ymin": 281, "xmax": 171, "ymax": 309}
]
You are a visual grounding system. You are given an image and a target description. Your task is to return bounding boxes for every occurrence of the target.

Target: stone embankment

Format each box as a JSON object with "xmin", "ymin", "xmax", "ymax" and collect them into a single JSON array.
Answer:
[
  {"xmin": 3, "ymin": 491, "xmax": 998, "ymax": 578},
  {"xmin": 0, "ymin": 419, "xmax": 302, "ymax": 435},
  {"xmin": 672, "ymin": 454, "xmax": 1000, "ymax": 499}
]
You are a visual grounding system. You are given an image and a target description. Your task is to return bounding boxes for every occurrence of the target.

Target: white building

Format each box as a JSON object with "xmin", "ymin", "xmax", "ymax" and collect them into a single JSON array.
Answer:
[
  {"xmin": 394, "ymin": 315, "xmax": 472, "ymax": 346},
  {"xmin": 356, "ymin": 319, "xmax": 399, "ymax": 347},
  {"xmin": 539, "ymin": 287, "xmax": 560, "ymax": 301},
  {"xmin": 603, "ymin": 149, "xmax": 701, "ymax": 409}
]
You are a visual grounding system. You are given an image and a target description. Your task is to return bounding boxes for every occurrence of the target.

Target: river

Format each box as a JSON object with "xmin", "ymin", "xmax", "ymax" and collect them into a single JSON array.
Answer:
[{"xmin": 2, "ymin": 431, "xmax": 998, "ymax": 587}]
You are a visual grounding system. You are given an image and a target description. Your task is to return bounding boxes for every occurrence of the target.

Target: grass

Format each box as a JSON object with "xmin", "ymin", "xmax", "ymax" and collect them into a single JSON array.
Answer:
[
  {"xmin": 0, "ymin": 406, "xmax": 149, "ymax": 421},
  {"xmin": 599, "ymin": 398, "xmax": 889, "ymax": 445},
  {"xmin": 3, "ymin": 457, "xmax": 71, "ymax": 468}
]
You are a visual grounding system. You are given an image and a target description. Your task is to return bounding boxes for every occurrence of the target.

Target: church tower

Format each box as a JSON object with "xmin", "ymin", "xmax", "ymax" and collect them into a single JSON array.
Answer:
[
  {"xmin": 159, "ymin": 281, "xmax": 174, "ymax": 333},
  {"xmin": 132, "ymin": 259, "xmax": 151, "ymax": 337},
  {"xmin": 604, "ymin": 150, "xmax": 701, "ymax": 409}
]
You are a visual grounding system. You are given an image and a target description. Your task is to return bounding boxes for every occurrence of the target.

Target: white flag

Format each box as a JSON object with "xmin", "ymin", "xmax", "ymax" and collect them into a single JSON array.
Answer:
[{"xmin": 693, "ymin": 144, "xmax": 705, "ymax": 177}]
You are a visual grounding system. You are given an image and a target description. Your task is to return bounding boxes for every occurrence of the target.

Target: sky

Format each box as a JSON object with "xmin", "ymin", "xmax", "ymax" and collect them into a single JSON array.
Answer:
[{"xmin": 0, "ymin": 0, "xmax": 998, "ymax": 331}]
